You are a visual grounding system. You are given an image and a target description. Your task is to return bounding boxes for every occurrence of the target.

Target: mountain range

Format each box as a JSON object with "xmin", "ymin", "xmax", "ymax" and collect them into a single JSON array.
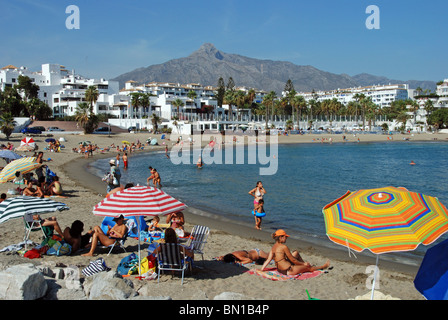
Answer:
[{"xmin": 112, "ymin": 43, "xmax": 436, "ymax": 94}]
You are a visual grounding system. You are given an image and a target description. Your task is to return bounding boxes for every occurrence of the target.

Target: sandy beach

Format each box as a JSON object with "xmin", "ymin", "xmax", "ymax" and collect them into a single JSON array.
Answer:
[{"xmin": 1, "ymin": 130, "xmax": 446, "ymax": 301}]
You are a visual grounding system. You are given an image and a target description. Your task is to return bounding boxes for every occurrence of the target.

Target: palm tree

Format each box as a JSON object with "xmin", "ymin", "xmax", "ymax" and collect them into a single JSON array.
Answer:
[
  {"xmin": 0, "ymin": 112, "xmax": 16, "ymax": 140},
  {"xmin": 224, "ymin": 90, "xmax": 236, "ymax": 120},
  {"xmin": 262, "ymin": 91, "xmax": 277, "ymax": 129},
  {"xmin": 151, "ymin": 113, "xmax": 162, "ymax": 133},
  {"xmin": 85, "ymin": 86, "xmax": 99, "ymax": 114},
  {"xmin": 172, "ymin": 98, "xmax": 185, "ymax": 120},
  {"xmin": 424, "ymin": 99, "xmax": 435, "ymax": 123},
  {"xmin": 130, "ymin": 93, "xmax": 141, "ymax": 119},
  {"xmin": 75, "ymin": 102, "xmax": 91, "ymax": 134}
]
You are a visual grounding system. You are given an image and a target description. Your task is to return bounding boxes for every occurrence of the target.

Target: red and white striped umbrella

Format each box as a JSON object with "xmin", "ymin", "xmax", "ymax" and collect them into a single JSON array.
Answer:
[
  {"xmin": 92, "ymin": 186, "xmax": 187, "ymax": 218},
  {"xmin": 92, "ymin": 186, "xmax": 187, "ymax": 277}
]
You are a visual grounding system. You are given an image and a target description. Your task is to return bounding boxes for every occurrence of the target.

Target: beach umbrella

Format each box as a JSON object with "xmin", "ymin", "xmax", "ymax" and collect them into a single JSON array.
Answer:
[
  {"xmin": 122, "ymin": 140, "xmax": 130, "ymax": 145},
  {"xmin": 20, "ymin": 137, "xmax": 36, "ymax": 149},
  {"xmin": 0, "ymin": 195, "xmax": 70, "ymax": 225},
  {"xmin": 92, "ymin": 186, "xmax": 187, "ymax": 276},
  {"xmin": 0, "ymin": 150, "xmax": 22, "ymax": 161},
  {"xmin": 0, "ymin": 195, "xmax": 69, "ymax": 251},
  {"xmin": 45, "ymin": 138, "xmax": 56, "ymax": 143},
  {"xmin": 0, "ymin": 157, "xmax": 41, "ymax": 183},
  {"xmin": 322, "ymin": 186, "xmax": 448, "ymax": 299},
  {"xmin": 414, "ymin": 238, "xmax": 448, "ymax": 300}
]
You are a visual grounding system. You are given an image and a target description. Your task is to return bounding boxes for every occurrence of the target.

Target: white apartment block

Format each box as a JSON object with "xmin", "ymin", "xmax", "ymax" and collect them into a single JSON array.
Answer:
[{"xmin": 297, "ymin": 84, "xmax": 409, "ymax": 107}]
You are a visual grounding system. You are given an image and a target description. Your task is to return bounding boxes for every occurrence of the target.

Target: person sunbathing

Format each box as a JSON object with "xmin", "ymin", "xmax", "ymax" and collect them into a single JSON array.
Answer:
[
  {"xmin": 81, "ymin": 215, "xmax": 128, "ymax": 256},
  {"xmin": 261, "ymin": 229, "xmax": 331, "ymax": 275},
  {"xmin": 63, "ymin": 220, "xmax": 84, "ymax": 254},
  {"xmin": 23, "ymin": 181, "xmax": 44, "ymax": 198},
  {"xmin": 217, "ymin": 249, "xmax": 269, "ymax": 265},
  {"xmin": 46, "ymin": 176, "xmax": 63, "ymax": 196},
  {"xmin": 29, "ymin": 214, "xmax": 64, "ymax": 238}
]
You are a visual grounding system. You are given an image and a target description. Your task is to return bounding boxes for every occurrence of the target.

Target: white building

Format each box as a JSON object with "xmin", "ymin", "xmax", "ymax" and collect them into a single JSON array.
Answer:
[
  {"xmin": 1, "ymin": 63, "xmax": 121, "ymax": 118},
  {"xmin": 297, "ymin": 84, "xmax": 409, "ymax": 107}
]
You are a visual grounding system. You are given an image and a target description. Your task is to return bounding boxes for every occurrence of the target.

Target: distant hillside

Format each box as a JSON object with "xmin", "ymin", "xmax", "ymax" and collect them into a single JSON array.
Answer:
[{"xmin": 112, "ymin": 43, "xmax": 436, "ymax": 94}]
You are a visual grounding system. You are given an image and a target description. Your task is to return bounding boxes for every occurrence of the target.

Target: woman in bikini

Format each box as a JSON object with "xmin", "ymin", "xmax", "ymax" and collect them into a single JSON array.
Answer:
[
  {"xmin": 217, "ymin": 249, "xmax": 269, "ymax": 265},
  {"xmin": 249, "ymin": 181, "xmax": 266, "ymax": 228},
  {"xmin": 261, "ymin": 229, "xmax": 330, "ymax": 275}
]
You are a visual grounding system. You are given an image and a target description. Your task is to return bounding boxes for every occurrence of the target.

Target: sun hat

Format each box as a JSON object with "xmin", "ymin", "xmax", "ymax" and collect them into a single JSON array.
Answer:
[
  {"xmin": 113, "ymin": 214, "xmax": 127, "ymax": 222},
  {"xmin": 274, "ymin": 229, "xmax": 289, "ymax": 237},
  {"xmin": 109, "ymin": 159, "xmax": 115, "ymax": 165}
]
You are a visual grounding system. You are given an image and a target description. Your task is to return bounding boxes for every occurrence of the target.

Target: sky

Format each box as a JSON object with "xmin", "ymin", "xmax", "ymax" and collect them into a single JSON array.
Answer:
[{"xmin": 1, "ymin": 0, "xmax": 447, "ymax": 83}]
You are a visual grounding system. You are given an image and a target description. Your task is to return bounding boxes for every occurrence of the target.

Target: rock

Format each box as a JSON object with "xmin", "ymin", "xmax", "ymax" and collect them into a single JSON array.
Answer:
[
  {"xmin": 351, "ymin": 291, "xmax": 401, "ymax": 300},
  {"xmin": 84, "ymin": 271, "xmax": 138, "ymax": 300},
  {"xmin": 214, "ymin": 292, "xmax": 247, "ymax": 300},
  {"xmin": 0, "ymin": 263, "xmax": 48, "ymax": 300}
]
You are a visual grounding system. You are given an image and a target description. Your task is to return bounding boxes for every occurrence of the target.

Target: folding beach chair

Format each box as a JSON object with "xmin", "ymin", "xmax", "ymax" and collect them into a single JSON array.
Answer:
[
  {"xmin": 186, "ymin": 225, "xmax": 210, "ymax": 263},
  {"xmin": 99, "ymin": 217, "xmax": 134, "ymax": 256},
  {"xmin": 23, "ymin": 213, "xmax": 53, "ymax": 250},
  {"xmin": 157, "ymin": 243, "xmax": 190, "ymax": 285}
]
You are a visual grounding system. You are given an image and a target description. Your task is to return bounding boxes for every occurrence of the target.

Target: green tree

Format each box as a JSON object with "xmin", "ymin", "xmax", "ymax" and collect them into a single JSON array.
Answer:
[
  {"xmin": 215, "ymin": 77, "xmax": 226, "ymax": 107},
  {"xmin": 262, "ymin": 91, "xmax": 277, "ymax": 129},
  {"xmin": 0, "ymin": 112, "xmax": 16, "ymax": 140},
  {"xmin": 427, "ymin": 109, "xmax": 448, "ymax": 130},
  {"xmin": 172, "ymin": 98, "xmax": 185, "ymax": 120},
  {"xmin": 15, "ymin": 75, "xmax": 39, "ymax": 103},
  {"xmin": 85, "ymin": 85, "xmax": 99, "ymax": 114},
  {"xmin": 75, "ymin": 102, "xmax": 98, "ymax": 134},
  {"xmin": 151, "ymin": 113, "xmax": 162, "ymax": 133}
]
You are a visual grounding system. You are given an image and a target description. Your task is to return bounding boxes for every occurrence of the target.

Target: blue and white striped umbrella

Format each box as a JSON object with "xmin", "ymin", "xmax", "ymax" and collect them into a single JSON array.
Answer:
[{"xmin": 0, "ymin": 196, "xmax": 69, "ymax": 224}]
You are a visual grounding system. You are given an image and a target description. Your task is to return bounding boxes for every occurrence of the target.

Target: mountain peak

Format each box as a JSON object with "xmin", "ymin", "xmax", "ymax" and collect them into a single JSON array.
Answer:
[{"xmin": 193, "ymin": 43, "xmax": 224, "ymax": 60}]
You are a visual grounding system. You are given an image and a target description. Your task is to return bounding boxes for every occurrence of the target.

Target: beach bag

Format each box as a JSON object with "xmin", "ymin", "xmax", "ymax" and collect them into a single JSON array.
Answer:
[
  {"xmin": 82, "ymin": 258, "xmax": 111, "ymax": 277},
  {"xmin": 46, "ymin": 240, "xmax": 72, "ymax": 256},
  {"xmin": 116, "ymin": 253, "xmax": 139, "ymax": 277},
  {"xmin": 102, "ymin": 173, "xmax": 114, "ymax": 185}
]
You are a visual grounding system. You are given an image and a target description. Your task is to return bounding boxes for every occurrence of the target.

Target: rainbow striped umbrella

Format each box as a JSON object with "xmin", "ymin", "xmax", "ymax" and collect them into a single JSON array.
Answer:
[
  {"xmin": 0, "ymin": 157, "xmax": 40, "ymax": 183},
  {"xmin": 323, "ymin": 186, "xmax": 448, "ymax": 299},
  {"xmin": 323, "ymin": 186, "xmax": 448, "ymax": 255}
]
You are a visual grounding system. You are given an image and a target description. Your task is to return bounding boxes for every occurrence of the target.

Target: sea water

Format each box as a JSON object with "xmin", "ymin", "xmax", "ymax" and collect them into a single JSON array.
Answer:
[{"xmin": 87, "ymin": 140, "xmax": 448, "ymax": 263}]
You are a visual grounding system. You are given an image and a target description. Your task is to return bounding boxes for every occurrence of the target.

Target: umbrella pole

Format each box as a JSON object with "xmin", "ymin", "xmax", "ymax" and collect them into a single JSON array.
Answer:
[
  {"xmin": 137, "ymin": 218, "xmax": 141, "ymax": 277},
  {"xmin": 371, "ymin": 255, "xmax": 379, "ymax": 300}
]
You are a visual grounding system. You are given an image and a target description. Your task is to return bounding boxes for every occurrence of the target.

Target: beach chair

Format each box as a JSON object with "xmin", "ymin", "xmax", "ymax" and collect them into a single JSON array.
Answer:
[
  {"xmin": 99, "ymin": 217, "xmax": 134, "ymax": 256},
  {"xmin": 157, "ymin": 243, "xmax": 190, "ymax": 285},
  {"xmin": 185, "ymin": 225, "xmax": 210, "ymax": 263},
  {"xmin": 23, "ymin": 213, "xmax": 53, "ymax": 250}
]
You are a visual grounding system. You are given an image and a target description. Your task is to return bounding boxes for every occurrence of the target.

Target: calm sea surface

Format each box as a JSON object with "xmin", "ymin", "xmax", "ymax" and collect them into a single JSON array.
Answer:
[{"xmin": 87, "ymin": 140, "xmax": 448, "ymax": 262}]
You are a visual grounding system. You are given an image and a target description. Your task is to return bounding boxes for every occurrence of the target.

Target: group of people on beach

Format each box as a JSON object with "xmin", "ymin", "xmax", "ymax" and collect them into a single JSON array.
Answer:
[{"xmin": 243, "ymin": 180, "xmax": 331, "ymax": 275}]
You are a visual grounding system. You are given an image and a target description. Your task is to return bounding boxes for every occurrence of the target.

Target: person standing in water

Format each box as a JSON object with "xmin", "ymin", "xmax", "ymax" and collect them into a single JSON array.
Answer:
[{"xmin": 249, "ymin": 181, "xmax": 266, "ymax": 228}]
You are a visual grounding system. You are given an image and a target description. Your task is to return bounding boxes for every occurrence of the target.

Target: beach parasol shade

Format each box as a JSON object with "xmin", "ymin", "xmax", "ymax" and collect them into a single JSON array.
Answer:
[
  {"xmin": 20, "ymin": 137, "xmax": 36, "ymax": 148},
  {"xmin": 0, "ymin": 157, "xmax": 40, "ymax": 183},
  {"xmin": 92, "ymin": 186, "xmax": 187, "ymax": 277},
  {"xmin": 0, "ymin": 195, "xmax": 69, "ymax": 224},
  {"xmin": 122, "ymin": 140, "xmax": 130, "ymax": 145},
  {"xmin": 414, "ymin": 238, "xmax": 448, "ymax": 300},
  {"xmin": 93, "ymin": 186, "xmax": 187, "ymax": 218},
  {"xmin": 322, "ymin": 186, "xmax": 448, "ymax": 255},
  {"xmin": 45, "ymin": 138, "xmax": 56, "ymax": 143},
  {"xmin": 0, "ymin": 150, "xmax": 22, "ymax": 161}
]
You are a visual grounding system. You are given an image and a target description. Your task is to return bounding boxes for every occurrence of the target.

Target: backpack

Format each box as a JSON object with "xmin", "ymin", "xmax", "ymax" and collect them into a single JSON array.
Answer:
[
  {"xmin": 116, "ymin": 253, "xmax": 139, "ymax": 277},
  {"xmin": 46, "ymin": 240, "xmax": 72, "ymax": 256}
]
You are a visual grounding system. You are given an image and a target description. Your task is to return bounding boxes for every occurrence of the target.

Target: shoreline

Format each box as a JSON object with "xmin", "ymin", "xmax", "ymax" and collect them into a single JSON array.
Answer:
[
  {"xmin": 62, "ymin": 135, "xmax": 422, "ymax": 274},
  {"xmin": 1, "ymin": 131, "xmax": 444, "ymax": 299}
]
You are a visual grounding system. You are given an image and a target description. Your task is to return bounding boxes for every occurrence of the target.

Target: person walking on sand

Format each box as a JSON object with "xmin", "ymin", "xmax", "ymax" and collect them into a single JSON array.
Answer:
[{"xmin": 261, "ymin": 229, "xmax": 331, "ymax": 275}]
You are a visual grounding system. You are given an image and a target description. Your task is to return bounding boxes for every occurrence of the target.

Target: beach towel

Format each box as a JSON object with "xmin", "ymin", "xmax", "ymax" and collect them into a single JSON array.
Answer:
[{"xmin": 246, "ymin": 268, "xmax": 323, "ymax": 281}]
